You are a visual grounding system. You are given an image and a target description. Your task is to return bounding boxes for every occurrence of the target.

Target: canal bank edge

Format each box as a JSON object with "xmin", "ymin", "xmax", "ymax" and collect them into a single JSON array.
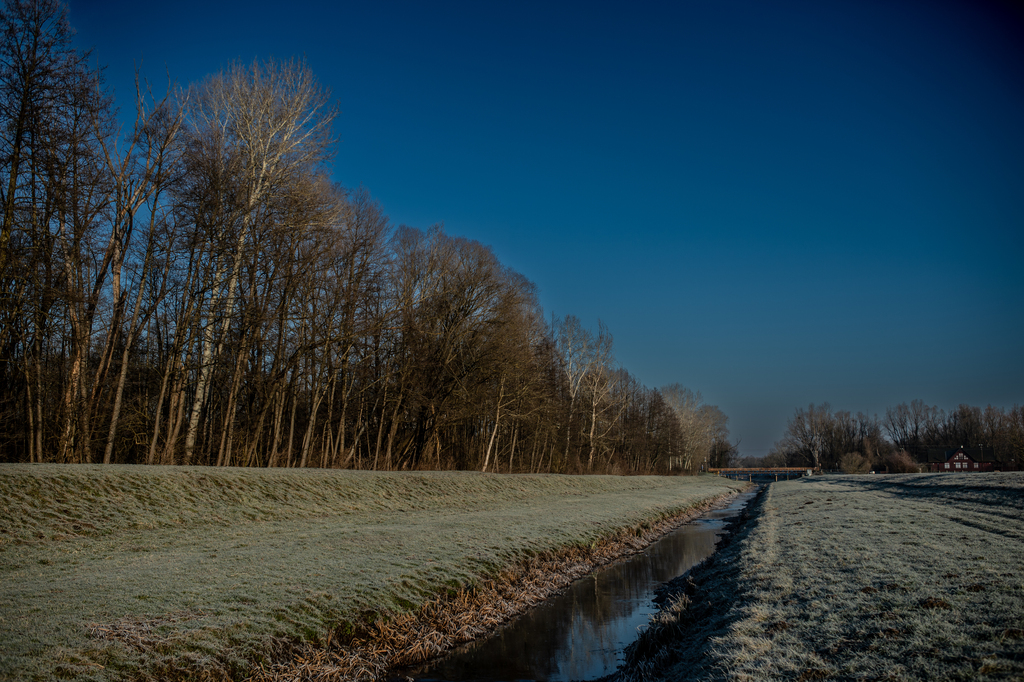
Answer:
[
  {"xmin": 249, "ymin": 486, "xmax": 754, "ymax": 682},
  {"xmin": 610, "ymin": 484, "xmax": 768, "ymax": 682}
]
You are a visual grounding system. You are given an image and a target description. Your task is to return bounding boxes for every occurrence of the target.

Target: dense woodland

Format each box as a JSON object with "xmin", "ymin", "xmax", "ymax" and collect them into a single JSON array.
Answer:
[
  {"xmin": 0, "ymin": 0, "xmax": 736, "ymax": 473},
  {"xmin": 758, "ymin": 401, "xmax": 1024, "ymax": 473}
]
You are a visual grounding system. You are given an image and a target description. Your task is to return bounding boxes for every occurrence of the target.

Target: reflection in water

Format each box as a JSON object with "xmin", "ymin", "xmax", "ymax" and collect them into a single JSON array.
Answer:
[{"xmin": 399, "ymin": 491, "xmax": 756, "ymax": 682}]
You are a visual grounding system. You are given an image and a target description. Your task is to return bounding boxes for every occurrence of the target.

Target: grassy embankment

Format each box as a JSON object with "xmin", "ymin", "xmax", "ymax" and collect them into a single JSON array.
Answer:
[
  {"xmin": 0, "ymin": 465, "xmax": 744, "ymax": 681},
  {"xmin": 622, "ymin": 472, "xmax": 1024, "ymax": 681}
]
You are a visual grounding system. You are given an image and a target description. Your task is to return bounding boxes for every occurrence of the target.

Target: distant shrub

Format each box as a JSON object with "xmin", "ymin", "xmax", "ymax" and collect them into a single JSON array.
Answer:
[
  {"xmin": 884, "ymin": 450, "xmax": 920, "ymax": 474},
  {"xmin": 840, "ymin": 452, "xmax": 871, "ymax": 474}
]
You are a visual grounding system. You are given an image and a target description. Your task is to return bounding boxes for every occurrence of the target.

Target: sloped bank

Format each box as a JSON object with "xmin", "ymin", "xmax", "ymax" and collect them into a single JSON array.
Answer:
[
  {"xmin": 248, "ymin": 490, "xmax": 749, "ymax": 682},
  {"xmin": 0, "ymin": 465, "xmax": 745, "ymax": 681}
]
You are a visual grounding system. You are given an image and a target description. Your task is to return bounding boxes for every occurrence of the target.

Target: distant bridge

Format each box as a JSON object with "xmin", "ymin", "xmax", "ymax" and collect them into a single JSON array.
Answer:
[{"xmin": 708, "ymin": 467, "xmax": 818, "ymax": 481}]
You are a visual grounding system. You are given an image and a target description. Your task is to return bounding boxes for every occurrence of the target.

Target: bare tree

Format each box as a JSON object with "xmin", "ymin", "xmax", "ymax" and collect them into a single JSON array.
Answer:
[
  {"xmin": 775, "ymin": 403, "xmax": 832, "ymax": 470},
  {"xmin": 178, "ymin": 57, "xmax": 336, "ymax": 463},
  {"xmin": 552, "ymin": 314, "xmax": 592, "ymax": 468},
  {"xmin": 98, "ymin": 86, "xmax": 185, "ymax": 464},
  {"xmin": 580, "ymin": 322, "xmax": 621, "ymax": 470},
  {"xmin": 661, "ymin": 384, "xmax": 729, "ymax": 472}
]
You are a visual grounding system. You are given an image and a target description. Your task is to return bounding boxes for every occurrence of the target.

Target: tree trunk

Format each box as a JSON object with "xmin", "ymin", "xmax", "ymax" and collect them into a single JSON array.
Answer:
[
  {"xmin": 588, "ymin": 392, "xmax": 599, "ymax": 471},
  {"xmin": 183, "ymin": 252, "xmax": 228, "ymax": 464},
  {"xmin": 286, "ymin": 387, "xmax": 298, "ymax": 467},
  {"xmin": 147, "ymin": 355, "xmax": 174, "ymax": 465},
  {"xmin": 216, "ymin": 346, "xmax": 248, "ymax": 467},
  {"xmin": 164, "ymin": 370, "xmax": 190, "ymax": 465},
  {"xmin": 508, "ymin": 422, "xmax": 519, "ymax": 473},
  {"xmin": 101, "ymin": 339, "xmax": 133, "ymax": 464},
  {"xmin": 481, "ymin": 378, "xmax": 505, "ymax": 473},
  {"xmin": 299, "ymin": 380, "xmax": 327, "ymax": 468}
]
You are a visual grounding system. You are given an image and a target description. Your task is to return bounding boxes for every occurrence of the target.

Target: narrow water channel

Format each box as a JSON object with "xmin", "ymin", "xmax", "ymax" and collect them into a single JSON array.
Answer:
[{"xmin": 393, "ymin": 488, "xmax": 758, "ymax": 682}]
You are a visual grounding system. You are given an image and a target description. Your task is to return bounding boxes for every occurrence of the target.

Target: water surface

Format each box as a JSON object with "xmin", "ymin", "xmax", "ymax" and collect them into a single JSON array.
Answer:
[{"xmin": 396, "ymin": 489, "xmax": 757, "ymax": 682}]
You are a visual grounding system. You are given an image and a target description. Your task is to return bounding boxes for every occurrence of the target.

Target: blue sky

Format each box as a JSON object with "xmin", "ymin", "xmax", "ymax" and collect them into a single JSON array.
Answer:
[{"xmin": 71, "ymin": 0, "xmax": 1024, "ymax": 457}]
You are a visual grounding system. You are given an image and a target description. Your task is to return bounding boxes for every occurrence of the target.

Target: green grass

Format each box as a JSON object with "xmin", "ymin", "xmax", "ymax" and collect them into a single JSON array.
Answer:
[
  {"xmin": 0, "ymin": 465, "xmax": 744, "ymax": 681},
  {"xmin": 626, "ymin": 472, "xmax": 1024, "ymax": 681}
]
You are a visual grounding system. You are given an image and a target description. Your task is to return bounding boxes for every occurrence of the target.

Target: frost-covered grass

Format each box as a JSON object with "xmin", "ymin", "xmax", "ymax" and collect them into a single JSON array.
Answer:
[
  {"xmin": 0, "ymin": 465, "xmax": 743, "ymax": 681},
  {"xmin": 628, "ymin": 472, "xmax": 1024, "ymax": 681}
]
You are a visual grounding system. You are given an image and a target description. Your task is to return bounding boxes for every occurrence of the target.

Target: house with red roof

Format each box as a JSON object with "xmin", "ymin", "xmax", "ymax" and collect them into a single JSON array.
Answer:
[{"xmin": 929, "ymin": 446, "xmax": 996, "ymax": 472}]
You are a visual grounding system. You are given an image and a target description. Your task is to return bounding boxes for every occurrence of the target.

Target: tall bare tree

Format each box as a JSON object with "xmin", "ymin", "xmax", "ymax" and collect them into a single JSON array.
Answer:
[
  {"xmin": 178, "ymin": 57, "xmax": 336, "ymax": 463},
  {"xmin": 98, "ymin": 87, "xmax": 185, "ymax": 464},
  {"xmin": 771, "ymin": 403, "xmax": 833, "ymax": 469}
]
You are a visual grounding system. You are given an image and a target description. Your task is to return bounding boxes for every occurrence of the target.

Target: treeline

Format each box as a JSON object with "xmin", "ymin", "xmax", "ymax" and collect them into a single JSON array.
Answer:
[
  {"xmin": 0, "ymin": 0, "xmax": 734, "ymax": 473},
  {"xmin": 756, "ymin": 401, "xmax": 1024, "ymax": 472}
]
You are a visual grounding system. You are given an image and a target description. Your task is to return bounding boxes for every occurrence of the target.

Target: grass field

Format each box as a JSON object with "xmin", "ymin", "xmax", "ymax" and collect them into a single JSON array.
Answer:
[
  {"xmin": 0, "ymin": 465, "xmax": 743, "ymax": 681},
  {"xmin": 622, "ymin": 472, "xmax": 1024, "ymax": 681}
]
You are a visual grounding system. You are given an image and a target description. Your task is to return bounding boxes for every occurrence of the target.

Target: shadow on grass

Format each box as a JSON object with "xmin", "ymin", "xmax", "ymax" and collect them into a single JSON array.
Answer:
[{"xmin": 817, "ymin": 473, "xmax": 1024, "ymax": 508}]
